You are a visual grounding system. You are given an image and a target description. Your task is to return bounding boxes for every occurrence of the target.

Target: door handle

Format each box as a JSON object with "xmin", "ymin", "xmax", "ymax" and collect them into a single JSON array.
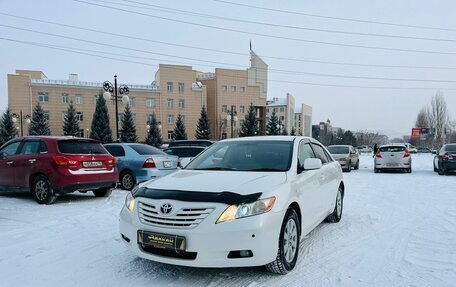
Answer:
[
  {"xmin": 6, "ymin": 161, "xmax": 13, "ymax": 165},
  {"xmin": 29, "ymin": 159, "xmax": 37, "ymax": 163}
]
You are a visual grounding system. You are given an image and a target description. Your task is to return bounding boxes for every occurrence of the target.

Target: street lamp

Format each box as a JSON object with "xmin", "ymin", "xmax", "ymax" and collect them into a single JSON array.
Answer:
[
  {"xmin": 226, "ymin": 106, "xmax": 238, "ymax": 138},
  {"xmin": 12, "ymin": 110, "xmax": 31, "ymax": 137},
  {"xmin": 103, "ymin": 75, "xmax": 130, "ymax": 141}
]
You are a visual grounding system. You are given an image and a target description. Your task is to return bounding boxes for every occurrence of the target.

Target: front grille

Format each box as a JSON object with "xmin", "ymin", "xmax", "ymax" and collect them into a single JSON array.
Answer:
[{"xmin": 138, "ymin": 202, "xmax": 214, "ymax": 229}]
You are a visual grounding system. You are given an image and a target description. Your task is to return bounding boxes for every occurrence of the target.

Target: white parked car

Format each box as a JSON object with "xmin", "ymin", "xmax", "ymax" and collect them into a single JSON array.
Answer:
[
  {"xmin": 119, "ymin": 136, "xmax": 344, "ymax": 274},
  {"xmin": 374, "ymin": 144, "xmax": 412, "ymax": 173}
]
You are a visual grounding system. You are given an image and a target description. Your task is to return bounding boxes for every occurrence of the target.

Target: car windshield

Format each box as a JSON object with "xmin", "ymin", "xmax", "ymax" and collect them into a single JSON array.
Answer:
[
  {"xmin": 185, "ymin": 140, "xmax": 293, "ymax": 172},
  {"xmin": 164, "ymin": 147, "xmax": 205, "ymax": 158},
  {"xmin": 130, "ymin": 144, "xmax": 166, "ymax": 155},
  {"xmin": 380, "ymin": 146, "xmax": 405, "ymax": 152},
  {"xmin": 58, "ymin": 140, "xmax": 108, "ymax": 154},
  {"xmin": 327, "ymin": 146, "xmax": 349, "ymax": 154}
]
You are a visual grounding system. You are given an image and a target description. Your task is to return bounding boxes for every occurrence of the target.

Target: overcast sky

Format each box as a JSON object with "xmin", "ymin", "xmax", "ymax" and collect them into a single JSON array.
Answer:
[{"xmin": 1, "ymin": 0, "xmax": 456, "ymax": 138}]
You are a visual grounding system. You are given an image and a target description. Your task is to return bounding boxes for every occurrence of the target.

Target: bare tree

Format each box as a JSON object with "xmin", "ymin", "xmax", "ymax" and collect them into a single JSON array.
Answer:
[
  {"xmin": 355, "ymin": 130, "xmax": 389, "ymax": 146},
  {"xmin": 429, "ymin": 91, "xmax": 450, "ymax": 147},
  {"xmin": 415, "ymin": 106, "xmax": 431, "ymax": 128}
]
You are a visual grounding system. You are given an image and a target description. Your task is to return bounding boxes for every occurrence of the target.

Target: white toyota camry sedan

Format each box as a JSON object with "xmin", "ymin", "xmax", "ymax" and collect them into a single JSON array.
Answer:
[{"xmin": 119, "ymin": 136, "xmax": 344, "ymax": 274}]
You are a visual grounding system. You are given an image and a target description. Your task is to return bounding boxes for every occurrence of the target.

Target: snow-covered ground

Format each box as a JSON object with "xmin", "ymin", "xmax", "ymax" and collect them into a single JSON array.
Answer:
[{"xmin": 0, "ymin": 154, "xmax": 455, "ymax": 287}]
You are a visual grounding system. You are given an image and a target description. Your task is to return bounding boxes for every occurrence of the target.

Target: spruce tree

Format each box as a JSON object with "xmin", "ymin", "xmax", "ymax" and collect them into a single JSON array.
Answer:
[
  {"xmin": 29, "ymin": 102, "xmax": 51, "ymax": 136},
  {"xmin": 172, "ymin": 114, "xmax": 187, "ymax": 140},
  {"xmin": 90, "ymin": 93, "xmax": 113, "ymax": 143},
  {"xmin": 290, "ymin": 127, "xmax": 296, "ymax": 136},
  {"xmin": 145, "ymin": 113, "xmax": 162, "ymax": 148},
  {"xmin": 62, "ymin": 100, "xmax": 80, "ymax": 136},
  {"xmin": 239, "ymin": 103, "xmax": 259, "ymax": 137},
  {"xmin": 266, "ymin": 110, "xmax": 280, "ymax": 135},
  {"xmin": 0, "ymin": 108, "xmax": 18, "ymax": 146},
  {"xmin": 195, "ymin": 106, "xmax": 211, "ymax": 139},
  {"xmin": 120, "ymin": 104, "xmax": 138, "ymax": 143},
  {"xmin": 281, "ymin": 127, "xmax": 288, "ymax": 135}
]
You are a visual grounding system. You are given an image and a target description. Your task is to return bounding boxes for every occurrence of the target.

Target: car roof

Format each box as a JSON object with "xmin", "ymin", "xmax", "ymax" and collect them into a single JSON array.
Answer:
[
  {"xmin": 16, "ymin": 136, "xmax": 98, "ymax": 142},
  {"xmin": 221, "ymin": 136, "xmax": 312, "ymax": 143},
  {"xmin": 380, "ymin": 144, "xmax": 406, "ymax": 147}
]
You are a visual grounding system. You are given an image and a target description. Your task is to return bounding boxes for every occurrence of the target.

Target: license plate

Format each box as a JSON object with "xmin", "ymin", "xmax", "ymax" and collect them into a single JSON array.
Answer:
[
  {"xmin": 386, "ymin": 163, "xmax": 399, "ymax": 167},
  {"xmin": 83, "ymin": 161, "xmax": 102, "ymax": 168},
  {"xmin": 162, "ymin": 161, "xmax": 172, "ymax": 168},
  {"xmin": 138, "ymin": 231, "xmax": 186, "ymax": 251}
]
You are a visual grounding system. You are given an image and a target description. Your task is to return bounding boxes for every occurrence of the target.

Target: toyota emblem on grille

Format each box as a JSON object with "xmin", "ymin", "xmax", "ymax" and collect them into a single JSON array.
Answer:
[{"xmin": 160, "ymin": 203, "xmax": 173, "ymax": 215}]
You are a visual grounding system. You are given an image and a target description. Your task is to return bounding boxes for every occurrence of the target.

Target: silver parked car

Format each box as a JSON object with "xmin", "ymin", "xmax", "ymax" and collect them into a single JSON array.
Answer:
[
  {"xmin": 327, "ymin": 145, "xmax": 359, "ymax": 172},
  {"xmin": 374, "ymin": 144, "xmax": 412, "ymax": 173}
]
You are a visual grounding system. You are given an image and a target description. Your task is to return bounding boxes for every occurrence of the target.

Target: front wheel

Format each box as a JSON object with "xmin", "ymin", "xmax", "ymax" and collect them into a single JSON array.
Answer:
[
  {"xmin": 325, "ymin": 187, "xmax": 343, "ymax": 223},
  {"xmin": 265, "ymin": 208, "xmax": 300, "ymax": 275},
  {"xmin": 345, "ymin": 161, "xmax": 351, "ymax": 173},
  {"xmin": 32, "ymin": 175, "xmax": 57, "ymax": 205},
  {"xmin": 93, "ymin": 188, "xmax": 113, "ymax": 197}
]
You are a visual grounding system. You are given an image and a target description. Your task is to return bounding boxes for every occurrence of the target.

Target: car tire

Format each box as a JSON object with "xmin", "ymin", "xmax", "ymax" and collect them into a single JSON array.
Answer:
[
  {"xmin": 120, "ymin": 171, "xmax": 136, "ymax": 191},
  {"xmin": 93, "ymin": 188, "xmax": 113, "ymax": 197},
  {"xmin": 265, "ymin": 208, "xmax": 300, "ymax": 275},
  {"xmin": 438, "ymin": 163, "xmax": 445, "ymax": 176},
  {"xmin": 325, "ymin": 186, "xmax": 343, "ymax": 223},
  {"xmin": 354, "ymin": 160, "xmax": 359, "ymax": 170},
  {"xmin": 32, "ymin": 175, "xmax": 57, "ymax": 205},
  {"xmin": 434, "ymin": 164, "xmax": 438, "ymax": 172},
  {"xmin": 345, "ymin": 161, "xmax": 351, "ymax": 173}
]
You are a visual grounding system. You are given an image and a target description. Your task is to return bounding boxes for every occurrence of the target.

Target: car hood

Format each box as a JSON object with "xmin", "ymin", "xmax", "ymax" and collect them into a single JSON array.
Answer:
[
  {"xmin": 140, "ymin": 170, "xmax": 287, "ymax": 195},
  {"xmin": 332, "ymin": 154, "xmax": 349, "ymax": 160}
]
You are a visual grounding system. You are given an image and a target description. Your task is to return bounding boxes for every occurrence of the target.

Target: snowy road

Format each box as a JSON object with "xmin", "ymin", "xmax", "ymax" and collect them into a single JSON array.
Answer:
[{"xmin": 1, "ymin": 154, "xmax": 455, "ymax": 287}]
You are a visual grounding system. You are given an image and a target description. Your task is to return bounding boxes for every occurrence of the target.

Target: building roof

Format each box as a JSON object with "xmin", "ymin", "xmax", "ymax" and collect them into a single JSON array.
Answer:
[{"xmin": 266, "ymin": 98, "xmax": 287, "ymax": 106}]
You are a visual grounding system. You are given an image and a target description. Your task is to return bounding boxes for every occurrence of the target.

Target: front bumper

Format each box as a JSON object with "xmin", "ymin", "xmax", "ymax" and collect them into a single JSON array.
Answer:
[{"xmin": 119, "ymin": 197, "xmax": 284, "ymax": 268}]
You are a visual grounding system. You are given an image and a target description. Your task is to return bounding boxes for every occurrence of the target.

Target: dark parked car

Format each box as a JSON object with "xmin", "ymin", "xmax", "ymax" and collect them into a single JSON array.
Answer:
[
  {"xmin": 167, "ymin": 140, "xmax": 214, "ymax": 148},
  {"xmin": 0, "ymin": 136, "xmax": 117, "ymax": 204},
  {"xmin": 104, "ymin": 143, "xmax": 178, "ymax": 190},
  {"xmin": 434, "ymin": 144, "xmax": 456, "ymax": 175}
]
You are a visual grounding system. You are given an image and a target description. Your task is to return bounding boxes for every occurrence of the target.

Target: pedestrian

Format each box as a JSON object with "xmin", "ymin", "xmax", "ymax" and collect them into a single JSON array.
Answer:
[{"xmin": 373, "ymin": 143, "xmax": 378, "ymax": 157}]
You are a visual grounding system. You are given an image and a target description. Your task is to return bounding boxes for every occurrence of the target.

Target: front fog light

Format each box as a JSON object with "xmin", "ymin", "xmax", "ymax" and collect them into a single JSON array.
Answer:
[
  {"xmin": 216, "ymin": 197, "xmax": 276, "ymax": 224},
  {"xmin": 125, "ymin": 192, "xmax": 136, "ymax": 213}
]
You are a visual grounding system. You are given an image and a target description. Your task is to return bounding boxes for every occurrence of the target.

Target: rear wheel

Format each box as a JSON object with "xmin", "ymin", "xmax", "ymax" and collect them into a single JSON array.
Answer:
[
  {"xmin": 93, "ymin": 188, "xmax": 112, "ymax": 197},
  {"xmin": 354, "ymin": 160, "xmax": 359, "ymax": 170},
  {"xmin": 32, "ymin": 175, "xmax": 57, "ymax": 205},
  {"xmin": 120, "ymin": 171, "xmax": 136, "ymax": 191},
  {"xmin": 438, "ymin": 163, "xmax": 445, "ymax": 176},
  {"xmin": 325, "ymin": 187, "xmax": 343, "ymax": 223},
  {"xmin": 265, "ymin": 208, "xmax": 300, "ymax": 275}
]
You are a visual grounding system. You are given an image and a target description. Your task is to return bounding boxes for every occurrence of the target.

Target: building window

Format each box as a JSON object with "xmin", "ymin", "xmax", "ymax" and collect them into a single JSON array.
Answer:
[
  {"xmin": 43, "ymin": 111, "xmax": 50, "ymax": 120},
  {"xmin": 61, "ymin": 93, "xmax": 69, "ymax": 104},
  {"xmin": 75, "ymin": 94, "xmax": 83, "ymax": 104},
  {"xmin": 146, "ymin": 98, "xmax": 156, "ymax": 107},
  {"xmin": 280, "ymin": 116, "xmax": 285, "ymax": 121},
  {"xmin": 76, "ymin": 112, "xmax": 84, "ymax": 121},
  {"xmin": 273, "ymin": 108, "xmax": 278, "ymax": 113},
  {"xmin": 178, "ymin": 99, "xmax": 185, "ymax": 109},
  {"xmin": 230, "ymin": 105, "xmax": 237, "ymax": 113},
  {"xmin": 178, "ymin": 83, "xmax": 184, "ymax": 93},
  {"xmin": 280, "ymin": 107, "xmax": 285, "ymax": 113},
  {"xmin": 231, "ymin": 86, "xmax": 236, "ymax": 92},
  {"xmin": 167, "ymin": 114, "xmax": 174, "ymax": 124},
  {"xmin": 167, "ymin": 99, "xmax": 173, "ymax": 108},
  {"xmin": 167, "ymin": 82, "xmax": 173, "ymax": 92},
  {"xmin": 222, "ymin": 105, "xmax": 227, "ymax": 113},
  {"xmin": 222, "ymin": 85, "xmax": 227, "ymax": 92},
  {"xmin": 167, "ymin": 131, "xmax": 173, "ymax": 140},
  {"xmin": 129, "ymin": 97, "xmax": 136, "ymax": 107},
  {"xmin": 38, "ymin": 92, "xmax": 49, "ymax": 103},
  {"xmin": 240, "ymin": 87, "xmax": 245, "ymax": 93},
  {"xmin": 240, "ymin": 106, "xmax": 245, "ymax": 113}
]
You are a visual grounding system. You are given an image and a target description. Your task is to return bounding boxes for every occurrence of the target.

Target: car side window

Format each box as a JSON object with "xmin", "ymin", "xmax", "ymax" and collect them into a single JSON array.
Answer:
[
  {"xmin": 19, "ymin": 141, "xmax": 41, "ymax": 155},
  {"xmin": 0, "ymin": 141, "xmax": 21, "ymax": 157},
  {"xmin": 105, "ymin": 145, "xmax": 125, "ymax": 157},
  {"xmin": 311, "ymin": 143, "xmax": 329, "ymax": 164},
  {"xmin": 298, "ymin": 142, "xmax": 316, "ymax": 169},
  {"xmin": 40, "ymin": 141, "xmax": 48, "ymax": 153}
]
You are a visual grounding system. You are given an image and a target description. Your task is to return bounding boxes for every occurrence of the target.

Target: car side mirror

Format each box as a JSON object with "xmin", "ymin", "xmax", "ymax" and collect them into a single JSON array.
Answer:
[
  {"xmin": 304, "ymin": 158, "xmax": 322, "ymax": 170},
  {"xmin": 179, "ymin": 157, "xmax": 192, "ymax": 168}
]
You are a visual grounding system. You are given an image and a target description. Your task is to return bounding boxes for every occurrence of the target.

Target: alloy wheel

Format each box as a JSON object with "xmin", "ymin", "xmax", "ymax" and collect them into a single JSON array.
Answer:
[
  {"xmin": 122, "ymin": 173, "xmax": 134, "ymax": 190},
  {"xmin": 35, "ymin": 180, "xmax": 48, "ymax": 201},
  {"xmin": 283, "ymin": 218, "xmax": 298, "ymax": 263}
]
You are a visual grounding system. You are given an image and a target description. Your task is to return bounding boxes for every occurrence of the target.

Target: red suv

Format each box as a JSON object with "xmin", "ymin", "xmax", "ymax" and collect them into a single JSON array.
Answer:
[{"xmin": 0, "ymin": 136, "xmax": 118, "ymax": 204}]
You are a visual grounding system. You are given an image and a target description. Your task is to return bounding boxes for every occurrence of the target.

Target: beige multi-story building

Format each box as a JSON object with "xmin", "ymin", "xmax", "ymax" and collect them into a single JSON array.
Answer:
[
  {"xmin": 266, "ymin": 93, "xmax": 295, "ymax": 134},
  {"xmin": 294, "ymin": 103, "xmax": 313, "ymax": 137},
  {"xmin": 198, "ymin": 50, "xmax": 268, "ymax": 139},
  {"xmin": 8, "ymin": 67, "xmax": 207, "ymax": 142}
]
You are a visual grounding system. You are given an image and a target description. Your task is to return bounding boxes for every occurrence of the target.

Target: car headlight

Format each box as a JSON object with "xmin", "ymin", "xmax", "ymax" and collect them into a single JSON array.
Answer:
[
  {"xmin": 216, "ymin": 197, "xmax": 276, "ymax": 224},
  {"xmin": 125, "ymin": 192, "xmax": 136, "ymax": 213}
]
